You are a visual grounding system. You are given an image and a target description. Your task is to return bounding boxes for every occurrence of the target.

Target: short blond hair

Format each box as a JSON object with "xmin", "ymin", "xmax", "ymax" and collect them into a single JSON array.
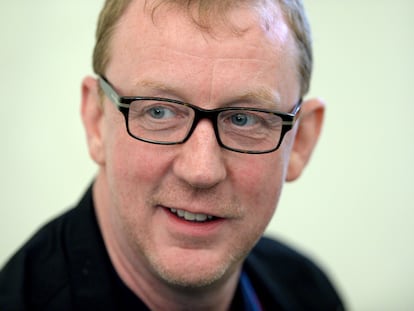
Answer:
[{"xmin": 93, "ymin": 0, "xmax": 312, "ymax": 96}]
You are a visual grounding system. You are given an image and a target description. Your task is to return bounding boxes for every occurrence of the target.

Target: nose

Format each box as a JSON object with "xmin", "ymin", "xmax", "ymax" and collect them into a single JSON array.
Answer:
[{"xmin": 172, "ymin": 119, "xmax": 227, "ymax": 189}]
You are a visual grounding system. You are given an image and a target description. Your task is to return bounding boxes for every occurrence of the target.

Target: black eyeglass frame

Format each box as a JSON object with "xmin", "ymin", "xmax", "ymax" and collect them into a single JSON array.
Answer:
[{"xmin": 98, "ymin": 75, "xmax": 302, "ymax": 154}]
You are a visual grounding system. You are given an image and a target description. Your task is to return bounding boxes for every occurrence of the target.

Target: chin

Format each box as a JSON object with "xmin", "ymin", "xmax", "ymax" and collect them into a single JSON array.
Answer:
[{"xmin": 148, "ymin": 248, "xmax": 242, "ymax": 289}]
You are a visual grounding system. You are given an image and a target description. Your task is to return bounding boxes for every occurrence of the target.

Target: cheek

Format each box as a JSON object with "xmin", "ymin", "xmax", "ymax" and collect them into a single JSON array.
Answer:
[
  {"xmin": 103, "ymin": 110, "xmax": 166, "ymax": 182},
  {"xmin": 107, "ymin": 139, "xmax": 171, "ymax": 196},
  {"xmin": 235, "ymin": 155, "xmax": 286, "ymax": 217},
  {"xmin": 101, "ymin": 113, "xmax": 162, "ymax": 208}
]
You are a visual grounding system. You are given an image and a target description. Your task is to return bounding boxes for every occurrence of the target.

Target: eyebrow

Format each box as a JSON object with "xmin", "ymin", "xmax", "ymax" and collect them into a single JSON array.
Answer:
[
  {"xmin": 134, "ymin": 80, "xmax": 282, "ymax": 110},
  {"xmin": 136, "ymin": 80, "xmax": 176, "ymax": 93},
  {"xmin": 234, "ymin": 87, "xmax": 282, "ymax": 110}
]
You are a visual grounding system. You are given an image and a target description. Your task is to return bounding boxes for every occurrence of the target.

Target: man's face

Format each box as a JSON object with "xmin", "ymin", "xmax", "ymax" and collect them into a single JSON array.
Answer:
[{"xmin": 94, "ymin": 1, "xmax": 300, "ymax": 287}]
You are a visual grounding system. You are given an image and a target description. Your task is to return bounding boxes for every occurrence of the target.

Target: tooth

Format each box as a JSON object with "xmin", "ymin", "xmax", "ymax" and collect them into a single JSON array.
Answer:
[
  {"xmin": 184, "ymin": 211, "xmax": 196, "ymax": 221},
  {"xmin": 195, "ymin": 214, "xmax": 207, "ymax": 222},
  {"xmin": 171, "ymin": 208, "xmax": 213, "ymax": 222}
]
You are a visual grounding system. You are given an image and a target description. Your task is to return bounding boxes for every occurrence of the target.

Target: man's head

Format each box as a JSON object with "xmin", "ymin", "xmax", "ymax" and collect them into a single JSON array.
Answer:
[{"xmin": 81, "ymin": 0, "xmax": 323, "ymax": 291}]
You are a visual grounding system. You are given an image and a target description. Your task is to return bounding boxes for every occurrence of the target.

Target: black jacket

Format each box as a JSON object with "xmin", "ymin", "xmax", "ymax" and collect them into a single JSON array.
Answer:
[{"xmin": 0, "ymin": 186, "xmax": 344, "ymax": 310}]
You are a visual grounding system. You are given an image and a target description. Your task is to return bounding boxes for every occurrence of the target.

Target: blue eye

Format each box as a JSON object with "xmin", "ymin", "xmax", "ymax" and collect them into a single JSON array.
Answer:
[
  {"xmin": 230, "ymin": 113, "xmax": 256, "ymax": 127},
  {"xmin": 148, "ymin": 106, "xmax": 175, "ymax": 119}
]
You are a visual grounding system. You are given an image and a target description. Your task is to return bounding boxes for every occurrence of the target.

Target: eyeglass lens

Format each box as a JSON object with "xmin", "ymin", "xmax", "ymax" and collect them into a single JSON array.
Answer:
[{"xmin": 126, "ymin": 99, "xmax": 284, "ymax": 152}]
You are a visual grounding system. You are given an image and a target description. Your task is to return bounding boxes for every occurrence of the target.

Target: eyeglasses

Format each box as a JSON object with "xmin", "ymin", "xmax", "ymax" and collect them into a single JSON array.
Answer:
[{"xmin": 98, "ymin": 75, "xmax": 302, "ymax": 154}]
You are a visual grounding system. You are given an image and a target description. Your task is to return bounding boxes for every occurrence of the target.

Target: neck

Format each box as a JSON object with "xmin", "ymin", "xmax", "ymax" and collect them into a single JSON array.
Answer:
[{"xmin": 93, "ymin": 173, "xmax": 241, "ymax": 311}]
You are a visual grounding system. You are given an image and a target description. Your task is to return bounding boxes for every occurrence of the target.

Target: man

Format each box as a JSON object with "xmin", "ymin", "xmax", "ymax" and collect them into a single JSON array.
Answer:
[{"xmin": 0, "ymin": 0, "xmax": 344, "ymax": 310}]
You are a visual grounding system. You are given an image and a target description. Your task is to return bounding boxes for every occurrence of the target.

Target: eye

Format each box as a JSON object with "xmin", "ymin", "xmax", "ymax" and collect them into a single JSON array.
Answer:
[
  {"xmin": 147, "ymin": 106, "xmax": 175, "ymax": 119},
  {"xmin": 230, "ymin": 112, "xmax": 257, "ymax": 127}
]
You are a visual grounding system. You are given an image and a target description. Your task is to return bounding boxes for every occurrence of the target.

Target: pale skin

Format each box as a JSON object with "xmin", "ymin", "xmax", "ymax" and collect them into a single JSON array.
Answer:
[{"xmin": 81, "ymin": 1, "xmax": 324, "ymax": 310}]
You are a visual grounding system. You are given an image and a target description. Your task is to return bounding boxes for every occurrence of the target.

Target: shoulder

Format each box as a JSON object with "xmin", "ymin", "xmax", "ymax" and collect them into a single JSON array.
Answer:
[
  {"xmin": 0, "ymin": 207, "xmax": 78, "ymax": 310},
  {"xmin": 0, "ymin": 188, "xmax": 95, "ymax": 311},
  {"xmin": 246, "ymin": 236, "xmax": 345, "ymax": 310},
  {"xmin": 249, "ymin": 236, "xmax": 324, "ymax": 275}
]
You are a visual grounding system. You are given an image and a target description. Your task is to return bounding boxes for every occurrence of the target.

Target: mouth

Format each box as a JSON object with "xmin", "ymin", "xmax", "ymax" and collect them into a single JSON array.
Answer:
[{"xmin": 168, "ymin": 208, "xmax": 218, "ymax": 223}]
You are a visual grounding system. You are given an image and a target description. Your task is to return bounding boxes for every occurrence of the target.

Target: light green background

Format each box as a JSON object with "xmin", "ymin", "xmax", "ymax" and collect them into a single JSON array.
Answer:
[{"xmin": 1, "ymin": 1, "xmax": 413, "ymax": 310}]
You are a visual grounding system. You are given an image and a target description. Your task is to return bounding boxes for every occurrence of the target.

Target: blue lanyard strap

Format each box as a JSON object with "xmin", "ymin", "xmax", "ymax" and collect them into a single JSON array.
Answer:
[{"xmin": 240, "ymin": 270, "xmax": 263, "ymax": 311}]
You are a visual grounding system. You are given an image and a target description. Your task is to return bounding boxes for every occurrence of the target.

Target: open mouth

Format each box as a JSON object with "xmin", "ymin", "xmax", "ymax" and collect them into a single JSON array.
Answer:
[{"xmin": 168, "ymin": 208, "xmax": 218, "ymax": 223}]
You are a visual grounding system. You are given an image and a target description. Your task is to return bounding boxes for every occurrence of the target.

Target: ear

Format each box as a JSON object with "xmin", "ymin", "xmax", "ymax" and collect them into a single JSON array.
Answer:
[
  {"xmin": 286, "ymin": 98, "xmax": 325, "ymax": 182},
  {"xmin": 81, "ymin": 76, "xmax": 105, "ymax": 165}
]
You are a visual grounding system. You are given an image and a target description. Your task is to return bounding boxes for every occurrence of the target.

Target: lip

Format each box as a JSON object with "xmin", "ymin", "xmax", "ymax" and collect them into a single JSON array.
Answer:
[{"xmin": 160, "ymin": 205, "xmax": 226, "ymax": 238}]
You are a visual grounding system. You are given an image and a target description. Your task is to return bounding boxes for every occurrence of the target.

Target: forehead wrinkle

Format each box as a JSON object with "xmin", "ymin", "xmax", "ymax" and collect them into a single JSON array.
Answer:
[{"xmin": 143, "ymin": 43, "xmax": 278, "ymax": 63}]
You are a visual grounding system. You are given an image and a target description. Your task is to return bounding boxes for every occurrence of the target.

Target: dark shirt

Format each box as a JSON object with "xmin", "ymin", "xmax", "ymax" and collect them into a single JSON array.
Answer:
[{"xmin": 0, "ymin": 186, "xmax": 345, "ymax": 310}]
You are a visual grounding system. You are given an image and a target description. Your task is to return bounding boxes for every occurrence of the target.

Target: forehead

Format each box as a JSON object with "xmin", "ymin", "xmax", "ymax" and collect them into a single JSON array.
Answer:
[
  {"xmin": 115, "ymin": 1, "xmax": 292, "ymax": 54},
  {"xmin": 106, "ymin": 0, "xmax": 299, "ymax": 105}
]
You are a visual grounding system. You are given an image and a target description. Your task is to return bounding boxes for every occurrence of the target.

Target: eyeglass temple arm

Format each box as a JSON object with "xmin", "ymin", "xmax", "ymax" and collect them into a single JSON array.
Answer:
[
  {"xmin": 98, "ymin": 76, "xmax": 130, "ymax": 109},
  {"xmin": 292, "ymin": 98, "xmax": 303, "ymax": 114},
  {"xmin": 281, "ymin": 98, "xmax": 303, "ymax": 126}
]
